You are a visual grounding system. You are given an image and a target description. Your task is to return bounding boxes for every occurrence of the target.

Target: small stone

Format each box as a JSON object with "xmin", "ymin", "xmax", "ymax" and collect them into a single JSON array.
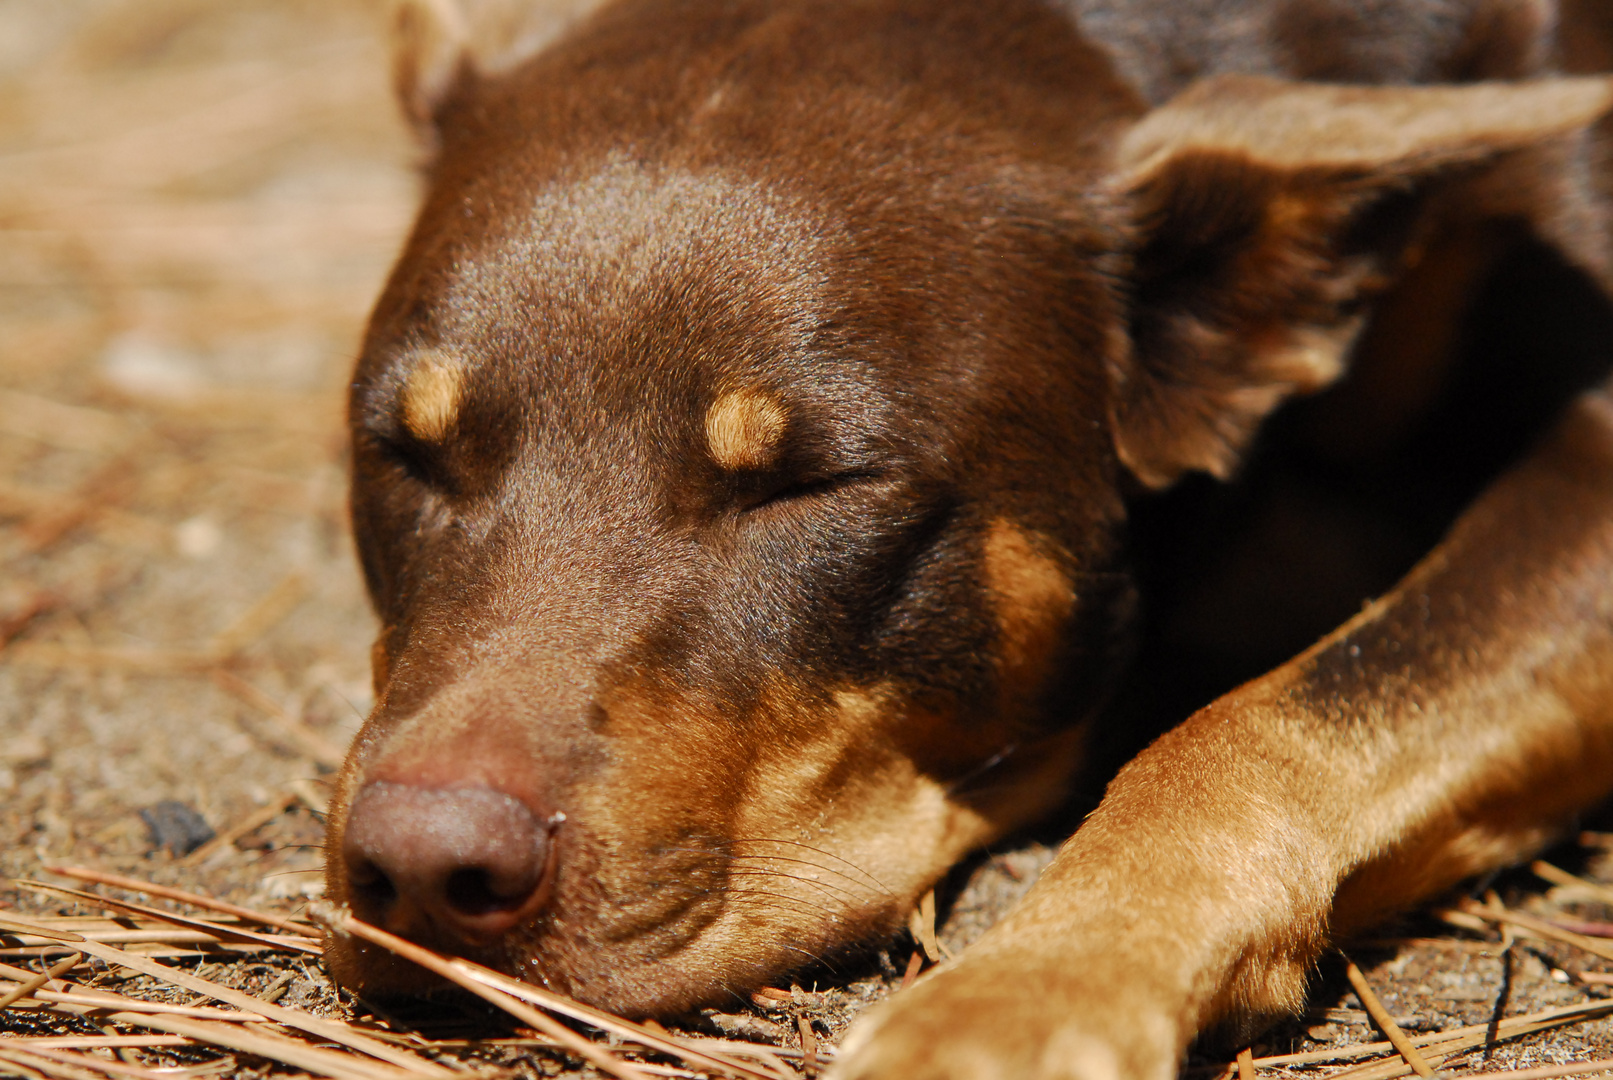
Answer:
[{"xmin": 139, "ymin": 801, "xmax": 215, "ymax": 856}]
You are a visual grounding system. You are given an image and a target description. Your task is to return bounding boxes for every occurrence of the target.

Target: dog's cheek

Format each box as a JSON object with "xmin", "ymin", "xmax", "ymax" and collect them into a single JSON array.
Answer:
[
  {"xmin": 983, "ymin": 519, "xmax": 1077, "ymax": 711},
  {"xmin": 575, "ymin": 682, "xmax": 987, "ymax": 957}
]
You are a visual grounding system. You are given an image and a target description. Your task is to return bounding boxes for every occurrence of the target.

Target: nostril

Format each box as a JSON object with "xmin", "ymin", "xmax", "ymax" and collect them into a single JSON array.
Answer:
[{"xmin": 445, "ymin": 868, "xmax": 520, "ymax": 915}]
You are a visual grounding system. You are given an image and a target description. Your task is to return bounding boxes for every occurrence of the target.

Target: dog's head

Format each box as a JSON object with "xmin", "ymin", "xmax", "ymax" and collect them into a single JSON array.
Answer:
[{"xmin": 324, "ymin": 0, "xmax": 1613, "ymax": 1014}]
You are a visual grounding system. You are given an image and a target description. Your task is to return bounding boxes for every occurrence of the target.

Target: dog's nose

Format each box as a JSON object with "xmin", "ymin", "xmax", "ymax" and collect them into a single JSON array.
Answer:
[{"xmin": 340, "ymin": 781, "xmax": 560, "ymax": 948}]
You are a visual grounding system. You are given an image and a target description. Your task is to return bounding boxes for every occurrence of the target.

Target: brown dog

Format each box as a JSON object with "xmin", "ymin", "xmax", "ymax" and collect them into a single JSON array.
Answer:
[{"xmin": 323, "ymin": 0, "xmax": 1613, "ymax": 1075}]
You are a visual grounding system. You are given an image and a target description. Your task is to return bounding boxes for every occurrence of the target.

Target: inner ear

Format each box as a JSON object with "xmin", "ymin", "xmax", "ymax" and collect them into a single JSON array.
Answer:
[
  {"xmin": 1107, "ymin": 74, "xmax": 1613, "ymax": 489},
  {"xmin": 1114, "ymin": 151, "xmax": 1398, "ymax": 487}
]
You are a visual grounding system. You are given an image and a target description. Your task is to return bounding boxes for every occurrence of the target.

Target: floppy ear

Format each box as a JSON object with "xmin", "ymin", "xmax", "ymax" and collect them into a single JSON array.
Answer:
[
  {"xmin": 391, "ymin": 0, "xmax": 592, "ymax": 137},
  {"xmin": 1108, "ymin": 74, "xmax": 1613, "ymax": 488}
]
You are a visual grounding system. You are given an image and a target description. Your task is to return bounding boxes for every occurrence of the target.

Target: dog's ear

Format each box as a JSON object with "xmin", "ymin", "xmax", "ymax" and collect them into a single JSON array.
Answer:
[
  {"xmin": 1108, "ymin": 74, "xmax": 1613, "ymax": 488},
  {"xmin": 391, "ymin": 0, "xmax": 586, "ymax": 137}
]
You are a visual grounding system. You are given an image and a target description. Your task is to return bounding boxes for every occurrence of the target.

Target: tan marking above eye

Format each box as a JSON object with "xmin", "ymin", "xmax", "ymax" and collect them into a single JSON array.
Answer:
[
  {"xmin": 705, "ymin": 389, "xmax": 787, "ymax": 470},
  {"xmin": 400, "ymin": 351, "xmax": 466, "ymax": 443}
]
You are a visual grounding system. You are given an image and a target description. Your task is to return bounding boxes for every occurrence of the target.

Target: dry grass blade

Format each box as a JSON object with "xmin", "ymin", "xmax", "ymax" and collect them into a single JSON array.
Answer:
[
  {"xmin": 211, "ymin": 669, "xmax": 347, "ymax": 768},
  {"xmin": 316, "ymin": 904, "xmax": 794, "ymax": 1080},
  {"xmin": 0, "ymin": 916, "xmax": 85, "ymax": 943},
  {"xmin": 14, "ymin": 880, "xmax": 321, "ymax": 954},
  {"xmin": 0, "ymin": 930, "xmax": 289, "ymax": 954},
  {"xmin": 0, "ymin": 388, "xmax": 133, "ymax": 454},
  {"xmin": 1248, "ymin": 998, "xmax": 1613, "ymax": 1068},
  {"xmin": 797, "ymin": 1015, "xmax": 817, "ymax": 1078},
  {"xmin": 1536, "ymin": 860, "xmax": 1613, "ymax": 907},
  {"xmin": 0, "ymin": 960, "xmax": 267, "ymax": 1021},
  {"xmin": 899, "ymin": 949, "xmax": 923, "ymax": 989},
  {"xmin": 1344, "ymin": 958, "xmax": 1434, "ymax": 1077},
  {"xmin": 466, "ymin": 970, "xmax": 798, "ymax": 1077},
  {"xmin": 1459, "ymin": 1059, "xmax": 1613, "ymax": 1080},
  {"xmin": 1455, "ymin": 897, "xmax": 1613, "ymax": 964},
  {"xmin": 3, "ymin": 643, "xmax": 228, "ymax": 674},
  {"xmin": 4, "ymin": 1046, "xmax": 230, "ymax": 1080},
  {"xmin": 43, "ymin": 865, "xmax": 316, "ymax": 934},
  {"xmin": 313, "ymin": 906, "xmax": 653, "ymax": 1080},
  {"xmin": 175, "ymin": 793, "xmax": 301, "ymax": 868},
  {"xmin": 0, "ymin": 953, "xmax": 83, "ymax": 1009},
  {"xmin": 1325, "ymin": 1044, "xmax": 1461, "ymax": 1080},
  {"xmin": 208, "ymin": 573, "xmax": 307, "ymax": 657},
  {"xmin": 0, "ymin": 1039, "xmax": 190, "ymax": 1051},
  {"xmin": 1236, "ymin": 1046, "xmax": 1254, "ymax": 1078},
  {"xmin": 676, "ymin": 1036, "xmax": 812, "ymax": 1072},
  {"xmin": 290, "ymin": 777, "xmax": 332, "ymax": 815},
  {"xmin": 98, "ymin": 1012, "xmax": 425, "ymax": 1080},
  {"xmin": 0, "ymin": 910, "xmax": 450, "ymax": 1078},
  {"xmin": 446, "ymin": 945, "xmax": 797, "ymax": 1077},
  {"xmin": 0, "ymin": 1046, "xmax": 102, "ymax": 1080},
  {"xmin": 907, "ymin": 890, "xmax": 940, "ymax": 963},
  {"xmin": 2, "ymin": 990, "xmax": 267, "ymax": 1022}
]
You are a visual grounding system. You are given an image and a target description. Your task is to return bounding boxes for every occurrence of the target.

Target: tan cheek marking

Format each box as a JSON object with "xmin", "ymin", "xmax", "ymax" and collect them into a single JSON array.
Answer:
[
  {"xmin": 984, "ymin": 520, "xmax": 1076, "ymax": 689},
  {"xmin": 705, "ymin": 389, "xmax": 787, "ymax": 470},
  {"xmin": 400, "ymin": 352, "xmax": 466, "ymax": 442}
]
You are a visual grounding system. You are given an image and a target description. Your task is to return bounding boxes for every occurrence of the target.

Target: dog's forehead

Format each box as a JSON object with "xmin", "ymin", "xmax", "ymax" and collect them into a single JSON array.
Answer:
[
  {"xmin": 367, "ymin": 155, "xmax": 909, "ymax": 465},
  {"xmin": 440, "ymin": 157, "xmax": 830, "ymax": 365}
]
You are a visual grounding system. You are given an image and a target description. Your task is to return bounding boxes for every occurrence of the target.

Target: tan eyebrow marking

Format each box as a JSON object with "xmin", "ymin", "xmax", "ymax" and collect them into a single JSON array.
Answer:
[
  {"xmin": 705, "ymin": 389, "xmax": 788, "ymax": 470},
  {"xmin": 400, "ymin": 351, "xmax": 466, "ymax": 443}
]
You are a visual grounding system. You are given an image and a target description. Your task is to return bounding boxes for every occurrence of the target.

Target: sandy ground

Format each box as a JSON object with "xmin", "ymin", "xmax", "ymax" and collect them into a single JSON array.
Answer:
[{"xmin": 4, "ymin": 1, "xmax": 1613, "ymax": 1076}]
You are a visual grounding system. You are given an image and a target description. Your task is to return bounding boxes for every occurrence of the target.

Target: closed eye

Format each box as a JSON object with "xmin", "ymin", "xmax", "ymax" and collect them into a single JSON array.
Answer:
[
  {"xmin": 369, "ymin": 431, "xmax": 443, "ymax": 491},
  {"xmin": 746, "ymin": 470, "xmax": 886, "ymax": 513}
]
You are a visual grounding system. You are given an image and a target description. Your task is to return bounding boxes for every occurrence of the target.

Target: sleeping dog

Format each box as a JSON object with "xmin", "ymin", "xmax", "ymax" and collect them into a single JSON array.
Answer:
[{"xmin": 323, "ymin": 0, "xmax": 1613, "ymax": 1075}]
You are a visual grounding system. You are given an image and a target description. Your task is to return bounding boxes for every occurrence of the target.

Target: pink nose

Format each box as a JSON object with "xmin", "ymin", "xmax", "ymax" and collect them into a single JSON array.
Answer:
[{"xmin": 341, "ymin": 782, "xmax": 560, "ymax": 948}]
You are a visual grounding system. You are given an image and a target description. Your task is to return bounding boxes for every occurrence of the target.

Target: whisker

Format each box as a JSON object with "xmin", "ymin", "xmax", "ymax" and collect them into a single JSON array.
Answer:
[
  {"xmin": 718, "ymin": 886, "xmax": 837, "ymax": 916},
  {"xmin": 710, "ymin": 838, "xmax": 895, "ymax": 897},
  {"xmin": 709, "ymin": 854, "xmax": 885, "ymax": 899},
  {"xmin": 682, "ymin": 886, "xmax": 829, "ymax": 922},
  {"xmin": 946, "ymin": 743, "xmax": 1018, "ymax": 795},
  {"xmin": 660, "ymin": 846, "xmax": 873, "ymax": 905},
  {"xmin": 719, "ymin": 867, "xmax": 866, "ymax": 907},
  {"xmin": 777, "ymin": 942, "xmax": 840, "ymax": 974}
]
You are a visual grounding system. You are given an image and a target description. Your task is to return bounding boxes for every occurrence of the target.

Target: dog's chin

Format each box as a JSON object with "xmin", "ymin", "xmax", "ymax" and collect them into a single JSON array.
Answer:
[{"xmin": 320, "ymin": 890, "xmax": 905, "ymax": 1018}]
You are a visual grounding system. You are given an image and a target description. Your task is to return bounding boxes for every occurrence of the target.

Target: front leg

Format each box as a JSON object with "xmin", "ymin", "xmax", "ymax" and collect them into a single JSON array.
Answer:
[{"xmin": 833, "ymin": 384, "xmax": 1613, "ymax": 1080}]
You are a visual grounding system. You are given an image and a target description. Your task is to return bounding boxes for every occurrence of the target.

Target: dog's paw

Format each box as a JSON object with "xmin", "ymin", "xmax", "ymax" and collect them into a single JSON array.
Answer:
[{"xmin": 828, "ymin": 955, "xmax": 1180, "ymax": 1080}]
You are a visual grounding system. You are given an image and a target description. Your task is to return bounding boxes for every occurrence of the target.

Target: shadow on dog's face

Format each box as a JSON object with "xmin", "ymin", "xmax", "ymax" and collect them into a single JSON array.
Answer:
[{"xmin": 325, "ymin": 2, "xmax": 1136, "ymax": 1014}]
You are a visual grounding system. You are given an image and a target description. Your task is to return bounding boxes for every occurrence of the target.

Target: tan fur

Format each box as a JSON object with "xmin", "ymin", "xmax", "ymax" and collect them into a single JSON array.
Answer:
[
  {"xmin": 400, "ymin": 351, "xmax": 466, "ymax": 443},
  {"xmin": 370, "ymin": 629, "xmax": 393, "ymax": 699},
  {"xmin": 534, "ymin": 675, "xmax": 1086, "ymax": 1004},
  {"xmin": 983, "ymin": 521, "xmax": 1076, "ymax": 698},
  {"xmin": 704, "ymin": 389, "xmax": 788, "ymax": 471}
]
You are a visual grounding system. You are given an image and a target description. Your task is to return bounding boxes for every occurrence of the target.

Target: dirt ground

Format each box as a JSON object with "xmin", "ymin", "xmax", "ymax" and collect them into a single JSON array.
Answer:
[{"xmin": 5, "ymin": 1, "xmax": 1613, "ymax": 1076}]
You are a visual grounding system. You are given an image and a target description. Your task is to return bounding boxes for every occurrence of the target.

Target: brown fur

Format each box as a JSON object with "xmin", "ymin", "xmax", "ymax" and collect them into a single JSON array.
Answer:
[{"xmin": 324, "ymin": 1, "xmax": 1613, "ymax": 1075}]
